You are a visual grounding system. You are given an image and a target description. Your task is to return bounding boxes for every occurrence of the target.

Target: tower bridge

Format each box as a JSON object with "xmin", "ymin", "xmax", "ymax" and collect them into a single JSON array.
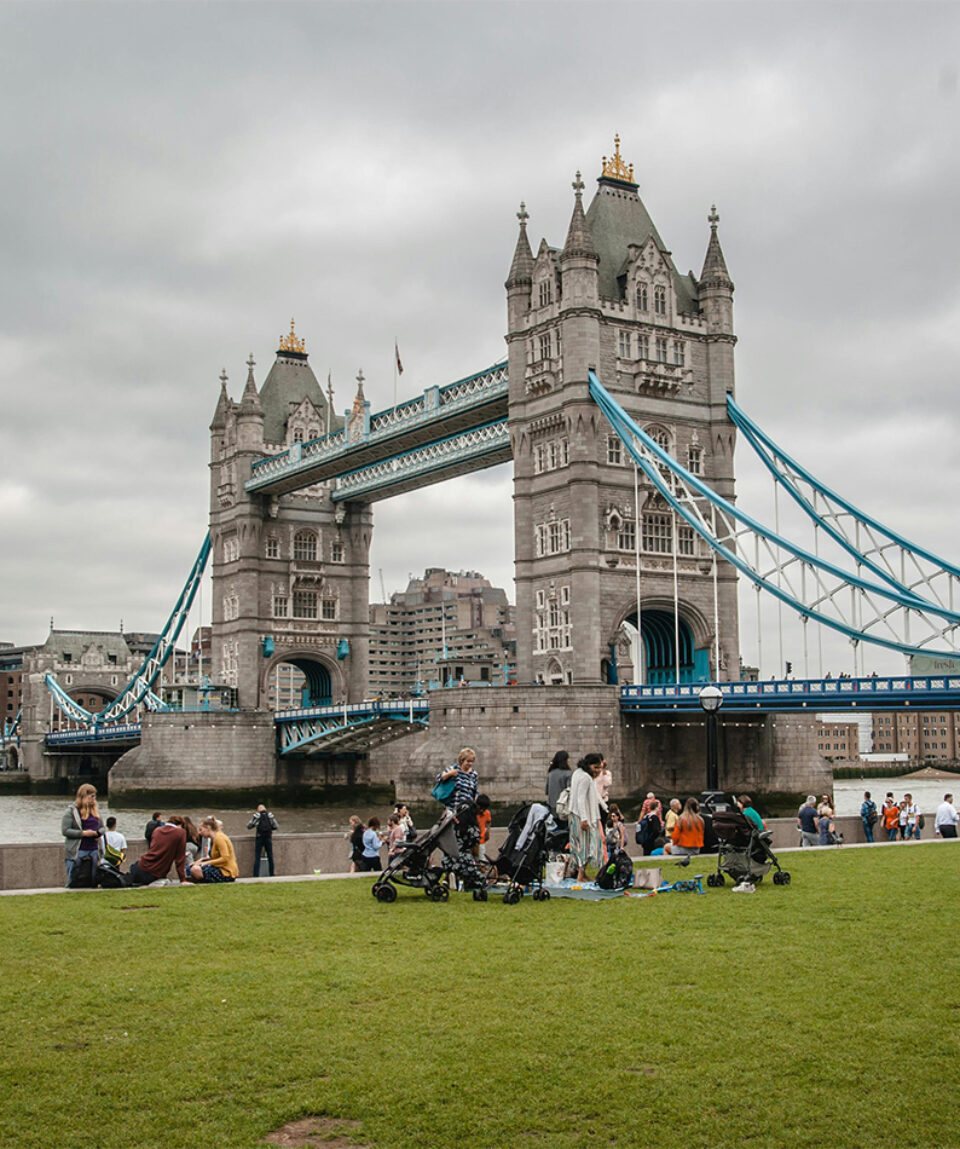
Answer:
[{"xmin": 28, "ymin": 138, "xmax": 960, "ymax": 800}]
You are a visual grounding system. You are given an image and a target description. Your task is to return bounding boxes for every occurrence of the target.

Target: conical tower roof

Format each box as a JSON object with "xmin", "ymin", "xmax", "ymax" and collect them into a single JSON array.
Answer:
[
  {"xmin": 209, "ymin": 368, "xmax": 230, "ymax": 431},
  {"xmin": 258, "ymin": 320, "xmax": 342, "ymax": 445},
  {"xmin": 583, "ymin": 136, "xmax": 698, "ymax": 312},
  {"xmin": 239, "ymin": 354, "xmax": 263, "ymax": 415},
  {"xmin": 506, "ymin": 202, "xmax": 534, "ymax": 286},
  {"xmin": 699, "ymin": 205, "xmax": 734, "ymax": 290},
  {"xmin": 562, "ymin": 172, "xmax": 598, "ymax": 261}
]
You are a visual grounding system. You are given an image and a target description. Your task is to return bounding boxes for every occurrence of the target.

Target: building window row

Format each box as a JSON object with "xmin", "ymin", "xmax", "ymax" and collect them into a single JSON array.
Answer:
[
  {"xmin": 618, "ymin": 330, "xmax": 686, "ymax": 366},
  {"xmin": 534, "ymin": 437, "xmax": 569, "ymax": 474},
  {"xmin": 265, "ymin": 533, "xmax": 345, "ymax": 563},
  {"xmin": 535, "ymin": 518, "xmax": 571, "ymax": 556},
  {"xmin": 530, "ymin": 328, "xmax": 561, "ymax": 363},
  {"xmin": 635, "ymin": 282, "xmax": 668, "ymax": 315}
]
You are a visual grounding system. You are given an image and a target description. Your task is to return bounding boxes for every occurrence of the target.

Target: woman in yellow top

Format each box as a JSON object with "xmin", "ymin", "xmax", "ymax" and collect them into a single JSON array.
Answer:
[{"xmin": 189, "ymin": 817, "xmax": 239, "ymax": 883}]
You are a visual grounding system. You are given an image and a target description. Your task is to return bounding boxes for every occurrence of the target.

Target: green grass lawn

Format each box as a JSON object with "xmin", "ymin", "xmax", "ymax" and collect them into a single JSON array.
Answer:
[{"xmin": 3, "ymin": 844, "xmax": 959, "ymax": 1149}]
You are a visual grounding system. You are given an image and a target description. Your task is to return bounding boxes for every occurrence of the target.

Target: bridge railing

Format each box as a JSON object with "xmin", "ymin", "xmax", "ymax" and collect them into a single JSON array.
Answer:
[
  {"xmin": 46, "ymin": 724, "xmax": 143, "ymax": 746},
  {"xmin": 620, "ymin": 673, "xmax": 960, "ymax": 710},
  {"xmin": 248, "ymin": 361, "xmax": 508, "ymax": 486}
]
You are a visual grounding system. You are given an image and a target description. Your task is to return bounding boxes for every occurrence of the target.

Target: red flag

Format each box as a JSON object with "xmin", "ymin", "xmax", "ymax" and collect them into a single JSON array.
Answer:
[{"xmin": 395, "ymin": 340, "xmax": 404, "ymax": 375}]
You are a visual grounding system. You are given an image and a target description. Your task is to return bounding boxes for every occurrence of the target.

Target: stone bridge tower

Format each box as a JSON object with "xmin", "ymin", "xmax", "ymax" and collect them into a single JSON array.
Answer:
[
  {"xmin": 209, "ymin": 322, "xmax": 372, "ymax": 710},
  {"xmin": 506, "ymin": 138, "xmax": 740, "ymax": 687}
]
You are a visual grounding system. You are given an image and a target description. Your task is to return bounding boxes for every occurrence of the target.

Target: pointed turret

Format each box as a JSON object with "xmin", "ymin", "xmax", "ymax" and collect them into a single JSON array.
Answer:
[
  {"xmin": 700, "ymin": 205, "xmax": 734, "ymax": 291},
  {"xmin": 561, "ymin": 172, "xmax": 598, "ymax": 262},
  {"xmin": 506, "ymin": 202, "xmax": 534, "ymax": 288},
  {"xmin": 210, "ymin": 368, "xmax": 230, "ymax": 431},
  {"xmin": 239, "ymin": 353, "xmax": 263, "ymax": 415},
  {"xmin": 559, "ymin": 172, "xmax": 599, "ymax": 320}
]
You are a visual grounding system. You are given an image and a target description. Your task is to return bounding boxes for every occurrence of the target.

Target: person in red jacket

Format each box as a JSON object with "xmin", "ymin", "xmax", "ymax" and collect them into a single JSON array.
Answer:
[{"xmin": 130, "ymin": 815, "xmax": 188, "ymax": 885}]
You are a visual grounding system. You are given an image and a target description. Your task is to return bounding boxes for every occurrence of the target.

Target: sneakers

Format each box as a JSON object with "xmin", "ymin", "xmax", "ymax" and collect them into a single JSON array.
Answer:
[{"xmin": 732, "ymin": 881, "xmax": 756, "ymax": 894}]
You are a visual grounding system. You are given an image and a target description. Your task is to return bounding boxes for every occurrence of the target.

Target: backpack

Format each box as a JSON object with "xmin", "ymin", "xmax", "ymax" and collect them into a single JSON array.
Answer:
[
  {"xmin": 103, "ymin": 840, "xmax": 125, "ymax": 868},
  {"xmin": 68, "ymin": 854, "xmax": 96, "ymax": 889},
  {"xmin": 96, "ymin": 862, "xmax": 133, "ymax": 889},
  {"xmin": 596, "ymin": 849, "xmax": 634, "ymax": 891},
  {"xmin": 863, "ymin": 800, "xmax": 877, "ymax": 827},
  {"xmin": 555, "ymin": 787, "xmax": 571, "ymax": 821}
]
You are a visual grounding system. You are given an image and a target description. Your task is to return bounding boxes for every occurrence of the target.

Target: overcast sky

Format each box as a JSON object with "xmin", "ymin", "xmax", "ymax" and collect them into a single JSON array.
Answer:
[{"xmin": 1, "ymin": 1, "xmax": 958, "ymax": 680}]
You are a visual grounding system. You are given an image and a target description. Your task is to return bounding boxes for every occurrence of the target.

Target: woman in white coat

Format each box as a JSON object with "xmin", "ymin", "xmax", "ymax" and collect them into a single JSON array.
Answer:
[{"xmin": 568, "ymin": 753, "xmax": 604, "ymax": 881}]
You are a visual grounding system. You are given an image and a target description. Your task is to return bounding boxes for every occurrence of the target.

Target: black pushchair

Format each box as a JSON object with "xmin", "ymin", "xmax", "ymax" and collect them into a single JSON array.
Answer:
[
  {"xmin": 372, "ymin": 803, "xmax": 490, "ymax": 903},
  {"xmin": 706, "ymin": 809, "xmax": 791, "ymax": 887},
  {"xmin": 492, "ymin": 802, "xmax": 561, "ymax": 904}
]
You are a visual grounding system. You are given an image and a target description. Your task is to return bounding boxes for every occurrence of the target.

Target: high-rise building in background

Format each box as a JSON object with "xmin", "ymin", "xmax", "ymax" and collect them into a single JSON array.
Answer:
[{"xmin": 368, "ymin": 568, "xmax": 515, "ymax": 697}]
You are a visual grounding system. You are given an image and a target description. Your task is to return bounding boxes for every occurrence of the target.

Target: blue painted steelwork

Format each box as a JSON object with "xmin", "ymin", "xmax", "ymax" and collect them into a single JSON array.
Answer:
[
  {"xmin": 44, "ymin": 534, "xmax": 212, "ymax": 729},
  {"xmin": 727, "ymin": 393, "xmax": 960, "ymax": 614},
  {"xmin": 45, "ymin": 724, "xmax": 143, "ymax": 747},
  {"xmin": 275, "ymin": 698, "xmax": 429, "ymax": 754},
  {"xmin": 246, "ymin": 361, "xmax": 509, "ymax": 495},
  {"xmin": 330, "ymin": 418, "xmax": 510, "ymax": 502},
  {"xmin": 621, "ymin": 674, "xmax": 960, "ymax": 712},
  {"xmin": 588, "ymin": 371, "xmax": 960, "ymax": 660}
]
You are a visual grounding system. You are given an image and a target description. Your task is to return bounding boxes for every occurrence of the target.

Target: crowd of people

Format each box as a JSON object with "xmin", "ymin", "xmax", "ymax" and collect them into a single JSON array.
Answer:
[{"xmin": 60, "ymin": 785, "xmax": 282, "ymax": 887}]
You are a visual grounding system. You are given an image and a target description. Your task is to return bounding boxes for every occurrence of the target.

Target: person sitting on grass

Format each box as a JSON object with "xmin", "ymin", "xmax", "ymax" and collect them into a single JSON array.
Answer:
[
  {"xmin": 670, "ymin": 797, "xmax": 705, "ymax": 857},
  {"xmin": 130, "ymin": 815, "xmax": 188, "ymax": 886},
  {"xmin": 188, "ymin": 817, "xmax": 238, "ymax": 884}
]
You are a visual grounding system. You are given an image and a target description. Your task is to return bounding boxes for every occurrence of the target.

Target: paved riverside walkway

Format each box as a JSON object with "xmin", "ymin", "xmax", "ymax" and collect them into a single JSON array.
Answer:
[{"xmin": 3, "ymin": 835, "xmax": 953, "ymax": 897}]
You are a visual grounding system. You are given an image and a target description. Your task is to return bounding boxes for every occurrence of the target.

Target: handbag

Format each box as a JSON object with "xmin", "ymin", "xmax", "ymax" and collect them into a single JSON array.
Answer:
[
  {"xmin": 555, "ymin": 786, "xmax": 571, "ymax": 820},
  {"xmin": 431, "ymin": 774, "xmax": 457, "ymax": 803}
]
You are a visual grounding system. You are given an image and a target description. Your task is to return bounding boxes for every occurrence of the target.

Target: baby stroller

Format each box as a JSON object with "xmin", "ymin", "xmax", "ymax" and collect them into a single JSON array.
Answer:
[
  {"xmin": 371, "ymin": 803, "xmax": 490, "ymax": 903},
  {"xmin": 706, "ymin": 809, "xmax": 791, "ymax": 888},
  {"xmin": 492, "ymin": 802, "xmax": 554, "ymax": 904}
]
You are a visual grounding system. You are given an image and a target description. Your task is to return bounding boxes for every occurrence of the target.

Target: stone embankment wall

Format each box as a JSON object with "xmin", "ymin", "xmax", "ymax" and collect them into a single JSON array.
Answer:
[
  {"xmin": 97, "ymin": 686, "xmax": 832, "ymax": 805},
  {"xmin": 372, "ymin": 686, "xmax": 831, "ymax": 803}
]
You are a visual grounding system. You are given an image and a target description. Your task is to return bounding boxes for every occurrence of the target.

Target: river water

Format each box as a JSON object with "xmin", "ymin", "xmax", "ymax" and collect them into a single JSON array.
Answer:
[{"xmin": 0, "ymin": 794, "xmax": 395, "ymax": 845}]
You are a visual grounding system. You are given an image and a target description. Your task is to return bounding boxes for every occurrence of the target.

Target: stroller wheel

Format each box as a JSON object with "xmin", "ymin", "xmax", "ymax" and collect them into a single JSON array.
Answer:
[
  {"xmin": 532, "ymin": 888, "xmax": 550, "ymax": 902},
  {"xmin": 774, "ymin": 871, "xmax": 791, "ymax": 885},
  {"xmin": 472, "ymin": 888, "xmax": 488, "ymax": 902},
  {"xmin": 374, "ymin": 884, "xmax": 397, "ymax": 903},
  {"xmin": 503, "ymin": 888, "xmax": 521, "ymax": 905},
  {"xmin": 707, "ymin": 872, "xmax": 724, "ymax": 887},
  {"xmin": 428, "ymin": 885, "xmax": 449, "ymax": 902}
]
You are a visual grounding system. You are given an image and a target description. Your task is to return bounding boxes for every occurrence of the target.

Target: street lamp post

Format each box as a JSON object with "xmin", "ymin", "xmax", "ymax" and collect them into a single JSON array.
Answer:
[{"xmin": 698, "ymin": 684, "xmax": 724, "ymax": 792}]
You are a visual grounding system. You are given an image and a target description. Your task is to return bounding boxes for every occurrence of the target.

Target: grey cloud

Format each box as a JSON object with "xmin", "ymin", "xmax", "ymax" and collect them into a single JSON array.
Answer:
[{"xmin": 1, "ymin": 1, "xmax": 958, "ymax": 682}]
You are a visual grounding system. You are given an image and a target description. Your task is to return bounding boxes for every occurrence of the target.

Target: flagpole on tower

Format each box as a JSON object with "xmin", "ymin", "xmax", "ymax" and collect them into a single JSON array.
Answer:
[{"xmin": 394, "ymin": 338, "xmax": 403, "ymax": 409}]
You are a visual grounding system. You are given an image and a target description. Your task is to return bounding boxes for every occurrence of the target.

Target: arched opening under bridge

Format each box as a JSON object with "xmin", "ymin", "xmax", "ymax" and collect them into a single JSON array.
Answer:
[
  {"xmin": 622, "ymin": 608, "xmax": 708, "ymax": 685},
  {"xmin": 264, "ymin": 654, "xmax": 336, "ymax": 710}
]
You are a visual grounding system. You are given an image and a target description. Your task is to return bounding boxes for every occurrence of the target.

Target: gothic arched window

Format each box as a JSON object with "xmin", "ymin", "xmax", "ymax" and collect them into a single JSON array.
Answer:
[
  {"xmin": 654, "ymin": 285, "xmax": 666, "ymax": 315},
  {"xmin": 293, "ymin": 530, "xmax": 318, "ymax": 562},
  {"xmin": 636, "ymin": 282, "xmax": 648, "ymax": 311}
]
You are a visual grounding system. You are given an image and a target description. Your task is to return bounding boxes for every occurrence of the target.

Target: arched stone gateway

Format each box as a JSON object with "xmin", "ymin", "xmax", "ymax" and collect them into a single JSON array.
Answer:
[
  {"xmin": 616, "ymin": 599, "xmax": 715, "ymax": 685},
  {"xmin": 261, "ymin": 651, "xmax": 342, "ymax": 710}
]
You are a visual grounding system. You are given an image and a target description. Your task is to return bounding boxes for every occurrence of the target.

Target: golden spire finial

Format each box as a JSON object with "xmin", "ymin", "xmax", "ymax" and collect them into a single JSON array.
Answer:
[
  {"xmin": 601, "ymin": 134, "xmax": 635, "ymax": 184},
  {"xmin": 279, "ymin": 318, "xmax": 306, "ymax": 355}
]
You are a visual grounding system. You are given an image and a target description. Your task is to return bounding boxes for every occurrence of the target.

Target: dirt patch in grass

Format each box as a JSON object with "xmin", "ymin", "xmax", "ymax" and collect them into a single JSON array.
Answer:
[
  {"xmin": 115, "ymin": 904, "xmax": 159, "ymax": 911},
  {"xmin": 263, "ymin": 1116, "xmax": 367, "ymax": 1147}
]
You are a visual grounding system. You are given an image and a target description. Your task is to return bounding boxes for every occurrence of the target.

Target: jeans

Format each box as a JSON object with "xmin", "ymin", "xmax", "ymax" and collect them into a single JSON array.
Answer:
[
  {"xmin": 64, "ymin": 858, "xmax": 75, "ymax": 888},
  {"xmin": 888, "ymin": 827, "xmax": 899, "ymax": 841},
  {"xmin": 862, "ymin": 820, "xmax": 875, "ymax": 843},
  {"xmin": 253, "ymin": 836, "xmax": 275, "ymax": 877}
]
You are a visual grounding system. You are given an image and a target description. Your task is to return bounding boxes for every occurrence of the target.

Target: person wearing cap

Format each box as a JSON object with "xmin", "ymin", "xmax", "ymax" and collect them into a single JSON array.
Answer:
[{"xmin": 935, "ymin": 794, "xmax": 959, "ymax": 839}]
